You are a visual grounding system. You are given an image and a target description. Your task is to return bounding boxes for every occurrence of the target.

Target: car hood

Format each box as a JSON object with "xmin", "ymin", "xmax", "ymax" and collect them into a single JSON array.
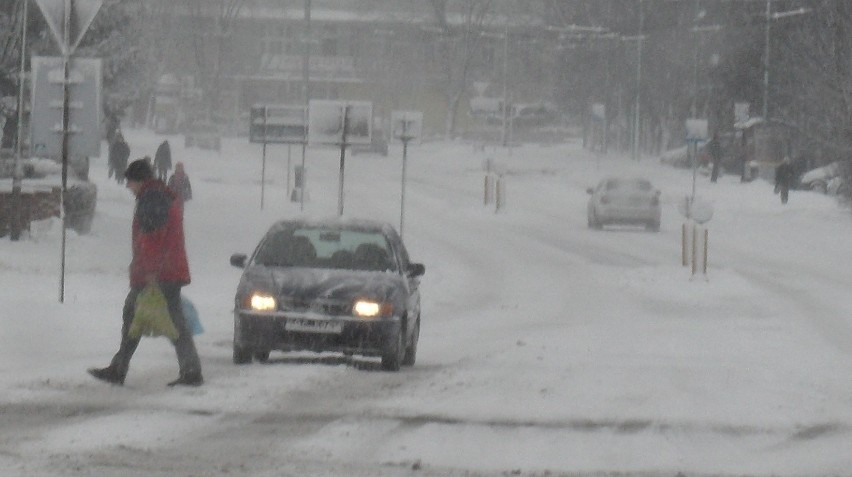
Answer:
[{"xmin": 242, "ymin": 266, "xmax": 403, "ymax": 302}]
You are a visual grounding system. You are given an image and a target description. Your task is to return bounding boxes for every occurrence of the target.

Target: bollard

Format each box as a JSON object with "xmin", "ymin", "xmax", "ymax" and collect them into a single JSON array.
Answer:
[
  {"xmin": 691, "ymin": 223, "xmax": 698, "ymax": 276},
  {"xmin": 484, "ymin": 174, "xmax": 492, "ymax": 205},
  {"xmin": 495, "ymin": 176, "xmax": 504, "ymax": 212},
  {"xmin": 682, "ymin": 222, "xmax": 688, "ymax": 267},
  {"xmin": 703, "ymin": 228, "xmax": 709, "ymax": 275}
]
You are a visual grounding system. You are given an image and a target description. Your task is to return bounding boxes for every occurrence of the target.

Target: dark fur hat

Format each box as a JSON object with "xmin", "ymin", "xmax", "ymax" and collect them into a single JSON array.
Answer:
[{"xmin": 124, "ymin": 158, "xmax": 154, "ymax": 182}]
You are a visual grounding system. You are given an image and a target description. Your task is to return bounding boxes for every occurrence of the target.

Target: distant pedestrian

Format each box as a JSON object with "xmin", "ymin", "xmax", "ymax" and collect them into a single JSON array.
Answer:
[
  {"xmin": 775, "ymin": 156, "xmax": 795, "ymax": 204},
  {"xmin": 708, "ymin": 132, "xmax": 722, "ymax": 183},
  {"xmin": 168, "ymin": 162, "xmax": 192, "ymax": 206},
  {"xmin": 154, "ymin": 140, "xmax": 172, "ymax": 181},
  {"xmin": 108, "ymin": 132, "xmax": 130, "ymax": 184}
]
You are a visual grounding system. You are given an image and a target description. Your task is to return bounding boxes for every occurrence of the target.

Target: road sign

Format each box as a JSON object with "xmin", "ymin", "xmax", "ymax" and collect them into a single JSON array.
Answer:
[
  {"xmin": 34, "ymin": 0, "xmax": 103, "ymax": 55},
  {"xmin": 308, "ymin": 100, "xmax": 372, "ymax": 145},
  {"xmin": 390, "ymin": 111, "xmax": 423, "ymax": 144},
  {"xmin": 249, "ymin": 104, "xmax": 307, "ymax": 144},
  {"xmin": 30, "ymin": 56, "xmax": 102, "ymax": 158},
  {"xmin": 685, "ymin": 118, "xmax": 709, "ymax": 142}
]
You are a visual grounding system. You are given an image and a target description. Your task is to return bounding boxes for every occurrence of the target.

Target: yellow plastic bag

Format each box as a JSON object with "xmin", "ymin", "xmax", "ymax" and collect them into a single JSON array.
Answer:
[{"xmin": 128, "ymin": 284, "xmax": 179, "ymax": 340}]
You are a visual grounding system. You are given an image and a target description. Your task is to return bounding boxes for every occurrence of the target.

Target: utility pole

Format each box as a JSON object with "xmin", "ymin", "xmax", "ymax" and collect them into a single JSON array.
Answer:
[
  {"xmin": 761, "ymin": 2, "xmax": 810, "ymax": 122},
  {"xmin": 631, "ymin": 0, "xmax": 644, "ymax": 161},
  {"xmin": 691, "ymin": 0, "xmax": 700, "ymax": 119},
  {"xmin": 500, "ymin": 23, "xmax": 509, "ymax": 148},
  {"xmin": 762, "ymin": 0, "xmax": 771, "ymax": 121},
  {"xmin": 300, "ymin": 0, "xmax": 311, "ymax": 212},
  {"xmin": 11, "ymin": 0, "xmax": 30, "ymax": 241}
]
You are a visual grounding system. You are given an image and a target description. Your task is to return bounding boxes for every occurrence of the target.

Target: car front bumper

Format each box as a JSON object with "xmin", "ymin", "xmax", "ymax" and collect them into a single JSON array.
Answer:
[
  {"xmin": 596, "ymin": 206, "xmax": 660, "ymax": 224},
  {"xmin": 234, "ymin": 310, "xmax": 399, "ymax": 356}
]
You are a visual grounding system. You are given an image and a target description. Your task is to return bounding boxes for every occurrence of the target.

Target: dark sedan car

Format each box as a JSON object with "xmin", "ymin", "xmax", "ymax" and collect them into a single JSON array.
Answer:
[{"xmin": 230, "ymin": 218, "xmax": 425, "ymax": 371}]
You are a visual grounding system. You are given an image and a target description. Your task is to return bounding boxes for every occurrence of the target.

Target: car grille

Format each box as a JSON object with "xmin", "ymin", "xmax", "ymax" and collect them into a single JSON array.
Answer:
[{"xmin": 279, "ymin": 297, "xmax": 350, "ymax": 316}]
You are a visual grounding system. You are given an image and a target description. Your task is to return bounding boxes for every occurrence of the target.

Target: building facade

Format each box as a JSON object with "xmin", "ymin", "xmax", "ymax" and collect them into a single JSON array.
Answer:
[{"xmin": 150, "ymin": 0, "xmax": 557, "ymax": 140}]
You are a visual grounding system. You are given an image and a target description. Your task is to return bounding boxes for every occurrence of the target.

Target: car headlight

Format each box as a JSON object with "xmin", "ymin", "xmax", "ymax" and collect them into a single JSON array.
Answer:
[
  {"xmin": 249, "ymin": 293, "xmax": 277, "ymax": 311},
  {"xmin": 353, "ymin": 299, "xmax": 393, "ymax": 318}
]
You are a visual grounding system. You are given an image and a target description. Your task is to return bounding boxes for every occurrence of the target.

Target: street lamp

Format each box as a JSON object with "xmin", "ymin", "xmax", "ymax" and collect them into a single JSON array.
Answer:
[
  {"xmin": 762, "ymin": 1, "xmax": 810, "ymax": 121},
  {"xmin": 630, "ymin": 0, "xmax": 644, "ymax": 161}
]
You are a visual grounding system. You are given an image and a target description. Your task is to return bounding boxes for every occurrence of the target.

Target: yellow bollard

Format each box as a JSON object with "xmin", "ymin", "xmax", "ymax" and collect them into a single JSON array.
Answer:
[
  {"xmin": 495, "ymin": 176, "xmax": 504, "ymax": 212},
  {"xmin": 484, "ymin": 175, "xmax": 492, "ymax": 205}
]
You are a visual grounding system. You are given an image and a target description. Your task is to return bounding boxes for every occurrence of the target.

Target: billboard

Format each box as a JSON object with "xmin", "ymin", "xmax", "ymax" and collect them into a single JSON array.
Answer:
[
  {"xmin": 249, "ymin": 104, "xmax": 307, "ymax": 144},
  {"xmin": 30, "ymin": 56, "xmax": 102, "ymax": 158},
  {"xmin": 307, "ymin": 100, "xmax": 372, "ymax": 145}
]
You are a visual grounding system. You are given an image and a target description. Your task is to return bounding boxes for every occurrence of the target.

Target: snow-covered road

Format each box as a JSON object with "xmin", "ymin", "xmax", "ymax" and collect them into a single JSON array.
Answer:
[{"xmin": 1, "ymin": 131, "xmax": 851, "ymax": 476}]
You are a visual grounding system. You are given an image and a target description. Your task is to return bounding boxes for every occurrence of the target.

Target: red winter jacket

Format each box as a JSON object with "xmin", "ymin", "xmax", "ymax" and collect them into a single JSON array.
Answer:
[{"xmin": 129, "ymin": 179, "xmax": 190, "ymax": 287}]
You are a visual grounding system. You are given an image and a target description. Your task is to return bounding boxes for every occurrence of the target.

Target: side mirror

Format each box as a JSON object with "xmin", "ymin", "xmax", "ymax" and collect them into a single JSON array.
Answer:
[
  {"xmin": 230, "ymin": 253, "xmax": 247, "ymax": 268},
  {"xmin": 407, "ymin": 263, "xmax": 425, "ymax": 277}
]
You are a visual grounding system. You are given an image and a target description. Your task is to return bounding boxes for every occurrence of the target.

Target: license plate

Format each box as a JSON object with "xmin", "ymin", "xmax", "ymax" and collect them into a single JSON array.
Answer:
[{"xmin": 285, "ymin": 318, "xmax": 343, "ymax": 334}]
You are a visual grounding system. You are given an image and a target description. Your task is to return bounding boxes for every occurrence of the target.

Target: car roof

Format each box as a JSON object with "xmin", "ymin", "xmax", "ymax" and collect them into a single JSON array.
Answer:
[
  {"xmin": 600, "ymin": 176, "xmax": 653, "ymax": 185},
  {"xmin": 266, "ymin": 217, "xmax": 396, "ymax": 235}
]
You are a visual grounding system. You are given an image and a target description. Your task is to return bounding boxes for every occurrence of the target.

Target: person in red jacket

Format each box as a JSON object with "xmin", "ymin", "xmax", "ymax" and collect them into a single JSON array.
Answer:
[{"xmin": 89, "ymin": 159, "xmax": 203, "ymax": 387}]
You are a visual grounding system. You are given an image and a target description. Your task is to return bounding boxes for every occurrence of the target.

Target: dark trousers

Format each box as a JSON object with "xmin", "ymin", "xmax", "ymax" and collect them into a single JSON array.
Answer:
[
  {"xmin": 109, "ymin": 283, "xmax": 201, "ymax": 379},
  {"xmin": 780, "ymin": 186, "xmax": 789, "ymax": 204}
]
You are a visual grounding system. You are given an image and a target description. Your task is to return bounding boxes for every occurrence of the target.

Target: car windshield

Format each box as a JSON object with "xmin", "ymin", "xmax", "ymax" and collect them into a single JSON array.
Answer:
[
  {"xmin": 605, "ymin": 178, "xmax": 652, "ymax": 191},
  {"xmin": 253, "ymin": 227, "xmax": 396, "ymax": 272}
]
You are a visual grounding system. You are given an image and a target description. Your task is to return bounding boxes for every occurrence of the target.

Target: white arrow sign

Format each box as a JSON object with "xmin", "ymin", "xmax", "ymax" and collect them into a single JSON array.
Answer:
[{"xmin": 35, "ymin": 0, "xmax": 103, "ymax": 55}]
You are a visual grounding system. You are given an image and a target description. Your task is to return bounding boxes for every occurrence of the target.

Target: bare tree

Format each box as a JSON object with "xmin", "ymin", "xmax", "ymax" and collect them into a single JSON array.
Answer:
[
  {"xmin": 181, "ymin": 0, "xmax": 246, "ymax": 120},
  {"xmin": 429, "ymin": 0, "xmax": 495, "ymax": 139}
]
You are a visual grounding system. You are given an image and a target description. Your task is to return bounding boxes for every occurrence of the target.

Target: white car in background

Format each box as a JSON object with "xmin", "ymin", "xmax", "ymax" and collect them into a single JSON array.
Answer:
[
  {"xmin": 799, "ymin": 161, "xmax": 847, "ymax": 195},
  {"xmin": 587, "ymin": 176, "xmax": 662, "ymax": 232}
]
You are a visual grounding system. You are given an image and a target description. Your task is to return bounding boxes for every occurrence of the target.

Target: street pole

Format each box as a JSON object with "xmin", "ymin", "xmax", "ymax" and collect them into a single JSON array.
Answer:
[
  {"xmin": 11, "ymin": 0, "xmax": 29, "ymax": 241},
  {"xmin": 500, "ymin": 24, "xmax": 509, "ymax": 148},
  {"xmin": 260, "ymin": 141, "xmax": 266, "ymax": 209},
  {"xmin": 300, "ymin": 0, "xmax": 311, "ymax": 213},
  {"xmin": 337, "ymin": 106, "xmax": 349, "ymax": 217},
  {"xmin": 59, "ymin": 0, "xmax": 72, "ymax": 303},
  {"xmin": 691, "ymin": 0, "xmax": 700, "ymax": 119},
  {"xmin": 763, "ymin": 0, "xmax": 771, "ymax": 121},
  {"xmin": 399, "ymin": 120, "xmax": 409, "ymax": 238},
  {"xmin": 631, "ymin": 0, "xmax": 644, "ymax": 161}
]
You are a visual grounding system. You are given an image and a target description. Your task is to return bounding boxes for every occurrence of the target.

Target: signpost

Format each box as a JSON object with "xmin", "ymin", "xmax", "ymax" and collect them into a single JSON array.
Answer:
[
  {"xmin": 308, "ymin": 100, "xmax": 373, "ymax": 216},
  {"xmin": 685, "ymin": 118, "xmax": 708, "ymax": 204},
  {"xmin": 30, "ymin": 56, "xmax": 102, "ymax": 158},
  {"xmin": 249, "ymin": 104, "xmax": 307, "ymax": 209},
  {"xmin": 682, "ymin": 118, "xmax": 712, "ymax": 280},
  {"xmin": 32, "ymin": 0, "xmax": 103, "ymax": 303},
  {"xmin": 390, "ymin": 110, "xmax": 423, "ymax": 237}
]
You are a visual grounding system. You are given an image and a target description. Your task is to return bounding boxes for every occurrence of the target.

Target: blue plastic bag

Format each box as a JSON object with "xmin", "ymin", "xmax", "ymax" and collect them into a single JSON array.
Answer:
[{"xmin": 181, "ymin": 296, "xmax": 204, "ymax": 336}]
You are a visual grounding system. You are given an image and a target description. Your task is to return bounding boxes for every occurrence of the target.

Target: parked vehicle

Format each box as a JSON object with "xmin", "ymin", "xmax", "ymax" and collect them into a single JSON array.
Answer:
[
  {"xmin": 229, "ymin": 218, "xmax": 425, "ymax": 371},
  {"xmin": 587, "ymin": 177, "xmax": 661, "ymax": 231},
  {"xmin": 799, "ymin": 161, "xmax": 846, "ymax": 195}
]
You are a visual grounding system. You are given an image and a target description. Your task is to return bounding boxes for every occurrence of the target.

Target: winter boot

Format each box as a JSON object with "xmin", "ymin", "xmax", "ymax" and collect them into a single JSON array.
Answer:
[
  {"xmin": 167, "ymin": 371, "xmax": 203, "ymax": 387},
  {"xmin": 87, "ymin": 366, "xmax": 125, "ymax": 385}
]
